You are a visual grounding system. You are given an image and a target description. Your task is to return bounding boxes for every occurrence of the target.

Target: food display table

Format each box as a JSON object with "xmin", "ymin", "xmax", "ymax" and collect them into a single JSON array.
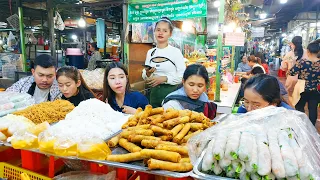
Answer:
[{"xmin": 211, "ymin": 83, "xmax": 241, "ymax": 114}]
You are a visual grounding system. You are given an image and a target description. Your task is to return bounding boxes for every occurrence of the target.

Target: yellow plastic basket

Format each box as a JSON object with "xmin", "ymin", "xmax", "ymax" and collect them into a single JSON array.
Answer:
[{"xmin": 0, "ymin": 162, "xmax": 51, "ymax": 180}]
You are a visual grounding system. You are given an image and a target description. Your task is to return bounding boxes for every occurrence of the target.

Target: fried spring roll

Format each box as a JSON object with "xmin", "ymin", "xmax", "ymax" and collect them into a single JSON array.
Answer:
[
  {"xmin": 189, "ymin": 123, "xmax": 205, "ymax": 131},
  {"xmin": 147, "ymin": 114, "xmax": 162, "ymax": 122},
  {"xmin": 180, "ymin": 158, "xmax": 191, "ymax": 163},
  {"xmin": 181, "ymin": 130, "xmax": 202, "ymax": 144},
  {"xmin": 179, "ymin": 110, "xmax": 192, "ymax": 117},
  {"xmin": 126, "ymin": 124, "xmax": 151, "ymax": 131},
  {"xmin": 163, "ymin": 116, "xmax": 190, "ymax": 129},
  {"xmin": 171, "ymin": 124, "xmax": 184, "ymax": 137},
  {"xmin": 128, "ymin": 121, "xmax": 138, "ymax": 127},
  {"xmin": 147, "ymin": 159, "xmax": 193, "ymax": 172},
  {"xmin": 150, "ymin": 125, "xmax": 173, "ymax": 136},
  {"xmin": 173, "ymin": 124, "xmax": 191, "ymax": 143},
  {"xmin": 121, "ymin": 129, "xmax": 154, "ymax": 139},
  {"xmin": 155, "ymin": 144, "xmax": 189, "ymax": 156},
  {"xmin": 150, "ymin": 107, "xmax": 164, "ymax": 116},
  {"xmin": 140, "ymin": 149, "xmax": 181, "ymax": 163},
  {"xmin": 154, "ymin": 123, "xmax": 164, "ymax": 128},
  {"xmin": 124, "ymin": 108, "xmax": 143, "ymax": 128},
  {"xmin": 128, "ymin": 134, "xmax": 161, "ymax": 143},
  {"xmin": 120, "ymin": 130, "xmax": 135, "ymax": 139},
  {"xmin": 157, "ymin": 110, "xmax": 179, "ymax": 123},
  {"xmin": 119, "ymin": 138, "xmax": 142, "ymax": 153},
  {"xmin": 139, "ymin": 105, "xmax": 152, "ymax": 121},
  {"xmin": 190, "ymin": 112, "xmax": 203, "ymax": 123},
  {"xmin": 165, "ymin": 108, "xmax": 175, "ymax": 113},
  {"xmin": 160, "ymin": 135, "xmax": 173, "ymax": 141},
  {"xmin": 141, "ymin": 139, "xmax": 177, "ymax": 149},
  {"xmin": 107, "ymin": 152, "xmax": 145, "ymax": 162},
  {"xmin": 108, "ymin": 135, "xmax": 120, "ymax": 147}
]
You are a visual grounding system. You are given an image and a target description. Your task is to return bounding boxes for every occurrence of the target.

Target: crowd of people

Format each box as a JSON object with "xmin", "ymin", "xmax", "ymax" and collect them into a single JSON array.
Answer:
[{"xmin": 4, "ymin": 18, "xmax": 320, "ymax": 128}]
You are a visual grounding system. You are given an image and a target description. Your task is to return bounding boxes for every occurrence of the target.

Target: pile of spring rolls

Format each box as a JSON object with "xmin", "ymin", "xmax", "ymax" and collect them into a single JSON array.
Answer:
[
  {"xmin": 106, "ymin": 105, "xmax": 217, "ymax": 172},
  {"xmin": 201, "ymin": 127, "xmax": 315, "ymax": 180}
]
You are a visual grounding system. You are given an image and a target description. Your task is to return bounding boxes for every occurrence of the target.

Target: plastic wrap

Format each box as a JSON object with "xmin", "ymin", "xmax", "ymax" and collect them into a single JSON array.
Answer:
[
  {"xmin": 53, "ymin": 171, "xmax": 116, "ymax": 180},
  {"xmin": 0, "ymin": 114, "xmax": 35, "ymax": 139},
  {"xmin": 188, "ymin": 106, "xmax": 320, "ymax": 179},
  {"xmin": 0, "ymin": 92, "xmax": 34, "ymax": 116},
  {"xmin": 80, "ymin": 68, "xmax": 105, "ymax": 90}
]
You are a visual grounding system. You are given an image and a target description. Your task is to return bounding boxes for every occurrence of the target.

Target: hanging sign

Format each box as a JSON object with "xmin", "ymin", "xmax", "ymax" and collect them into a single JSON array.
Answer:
[
  {"xmin": 251, "ymin": 27, "xmax": 265, "ymax": 37},
  {"xmin": 225, "ymin": 32, "xmax": 245, "ymax": 46},
  {"xmin": 128, "ymin": 0, "xmax": 207, "ymax": 23}
]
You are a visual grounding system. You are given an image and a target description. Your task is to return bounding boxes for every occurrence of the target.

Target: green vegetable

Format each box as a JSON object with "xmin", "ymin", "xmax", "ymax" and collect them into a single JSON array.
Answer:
[
  {"xmin": 211, "ymin": 163, "xmax": 215, "ymax": 170},
  {"xmin": 253, "ymin": 164, "xmax": 258, "ymax": 171},
  {"xmin": 226, "ymin": 165, "xmax": 232, "ymax": 172},
  {"xmin": 230, "ymin": 152, "xmax": 238, "ymax": 159},
  {"xmin": 235, "ymin": 163, "xmax": 242, "ymax": 173},
  {"xmin": 288, "ymin": 133, "xmax": 293, "ymax": 139},
  {"xmin": 214, "ymin": 154, "xmax": 220, "ymax": 160},
  {"xmin": 309, "ymin": 175, "xmax": 314, "ymax": 180}
]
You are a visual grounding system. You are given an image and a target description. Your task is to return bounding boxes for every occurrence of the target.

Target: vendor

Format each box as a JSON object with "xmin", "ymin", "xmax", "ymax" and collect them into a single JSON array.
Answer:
[
  {"xmin": 142, "ymin": 17, "xmax": 186, "ymax": 107},
  {"xmin": 56, "ymin": 66, "xmax": 95, "ymax": 106},
  {"xmin": 236, "ymin": 55, "xmax": 251, "ymax": 72},
  {"xmin": 237, "ymin": 74, "xmax": 293, "ymax": 113},
  {"xmin": 241, "ymin": 55, "xmax": 266, "ymax": 79},
  {"xmin": 162, "ymin": 64, "xmax": 217, "ymax": 119},
  {"xmin": 103, "ymin": 62, "xmax": 149, "ymax": 114},
  {"xmin": 87, "ymin": 42, "xmax": 102, "ymax": 70},
  {"xmin": 6, "ymin": 54, "xmax": 60, "ymax": 103}
]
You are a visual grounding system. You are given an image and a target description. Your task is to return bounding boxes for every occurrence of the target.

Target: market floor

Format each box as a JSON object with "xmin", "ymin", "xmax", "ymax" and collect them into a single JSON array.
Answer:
[{"xmin": 270, "ymin": 69, "xmax": 320, "ymax": 120}]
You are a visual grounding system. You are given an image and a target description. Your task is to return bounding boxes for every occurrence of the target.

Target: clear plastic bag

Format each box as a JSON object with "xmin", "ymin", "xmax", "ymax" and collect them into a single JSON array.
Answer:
[
  {"xmin": 53, "ymin": 171, "xmax": 116, "ymax": 180},
  {"xmin": 188, "ymin": 106, "xmax": 320, "ymax": 179},
  {"xmin": 80, "ymin": 68, "xmax": 105, "ymax": 90},
  {"xmin": 77, "ymin": 137, "xmax": 111, "ymax": 160}
]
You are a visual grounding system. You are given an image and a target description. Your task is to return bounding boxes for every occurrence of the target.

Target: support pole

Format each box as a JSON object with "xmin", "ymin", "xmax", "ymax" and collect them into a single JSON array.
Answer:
[
  {"xmin": 47, "ymin": 0, "xmax": 57, "ymax": 67},
  {"xmin": 214, "ymin": 0, "xmax": 225, "ymax": 102},
  {"xmin": 122, "ymin": 1, "xmax": 128, "ymax": 66},
  {"xmin": 18, "ymin": 0, "xmax": 27, "ymax": 72},
  {"xmin": 231, "ymin": 46, "xmax": 235, "ymax": 74}
]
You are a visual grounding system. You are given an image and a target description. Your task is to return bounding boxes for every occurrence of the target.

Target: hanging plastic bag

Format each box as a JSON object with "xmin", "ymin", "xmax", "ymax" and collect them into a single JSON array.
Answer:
[
  {"xmin": 7, "ymin": 31, "xmax": 15, "ymax": 47},
  {"xmin": 54, "ymin": 11, "xmax": 65, "ymax": 31}
]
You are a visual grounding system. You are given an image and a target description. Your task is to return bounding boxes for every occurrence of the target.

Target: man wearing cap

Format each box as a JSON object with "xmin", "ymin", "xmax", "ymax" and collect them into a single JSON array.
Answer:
[{"xmin": 6, "ymin": 54, "xmax": 61, "ymax": 103}]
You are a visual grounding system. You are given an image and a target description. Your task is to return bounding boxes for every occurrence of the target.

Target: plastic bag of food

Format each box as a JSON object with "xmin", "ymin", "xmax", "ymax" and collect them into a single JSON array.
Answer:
[
  {"xmin": 53, "ymin": 170, "xmax": 116, "ymax": 180},
  {"xmin": 38, "ymin": 130, "xmax": 57, "ymax": 154},
  {"xmin": 77, "ymin": 137, "xmax": 111, "ymax": 160},
  {"xmin": 0, "ymin": 114, "xmax": 35, "ymax": 138},
  {"xmin": 9, "ymin": 130, "xmax": 38, "ymax": 149},
  {"xmin": 188, "ymin": 106, "xmax": 320, "ymax": 179}
]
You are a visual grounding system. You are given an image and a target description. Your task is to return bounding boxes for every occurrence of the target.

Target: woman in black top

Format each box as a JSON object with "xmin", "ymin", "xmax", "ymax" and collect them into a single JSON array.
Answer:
[{"xmin": 57, "ymin": 66, "xmax": 95, "ymax": 106}]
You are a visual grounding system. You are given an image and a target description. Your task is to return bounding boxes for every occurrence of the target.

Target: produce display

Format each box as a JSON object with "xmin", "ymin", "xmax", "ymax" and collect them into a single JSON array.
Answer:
[
  {"xmin": 0, "ymin": 92, "xmax": 34, "ymax": 116},
  {"xmin": 80, "ymin": 68, "xmax": 104, "ymax": 90},
  {"xmin": 107, "ymin": 105, "xmax": 217, "ymax": 172},
  {"xmin": 13, "ymin": 99, "xmax": 75, "ymax": 124},
  {"xmin": 188, "ymin": 107, "xmax": 320, "ymax": 180}
]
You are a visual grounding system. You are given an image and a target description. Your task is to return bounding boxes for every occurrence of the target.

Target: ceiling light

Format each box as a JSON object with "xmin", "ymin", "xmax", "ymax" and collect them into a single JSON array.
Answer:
[
  {"xmin": 68, "ymin": 17, "xmax": 71, "ymax": 19},
  {"xmin": 71, "ymin": 35, "xmax": 77, "ymax": 40},
  {"xmin": 213, "ymin": 0, "xmax": 220, "ymax": 8},
  {"xmin": 280, "ymin": 0, "xmax": 288, "ymax": 4},
  {"xmin": 78, "ymin": 17, "xmax": 86, "ymax": 28},
  {"xmin": 259, "ymin": 13, "xmax": 267, "ymax": 19}
]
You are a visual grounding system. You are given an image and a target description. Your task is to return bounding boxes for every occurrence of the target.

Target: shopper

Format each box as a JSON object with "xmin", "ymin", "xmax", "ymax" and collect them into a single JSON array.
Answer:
[
  {"xmin": 162, "ymin": 64, "xmax": 217, "ymax": 119},
  {"xmin": 289, "ymin": 40, "xmax": 320, "ymax": 125},
  {"xmin": 142, "ymin": 17, "xmax": 186, "ymax": 107},
  {"xmin": 241, "ymin": 55, "xmax": 265, "ymax": 79},
  {"xmin": 237, "ymin": 74, "xmax": 293, "ymax": 113},
  {"xmin": 260, "ymin": 57, "xmax": 269, "ymax": 74},
  {"xmin": 104, "ymin": 62, "xmax": 148, "ymax": 114},
  {"xmin": 87, "ymin": 42, "xmax": 102, "ymax": 70},
  {"xmin": 56, "ymin": 66, "xmax": 95, "ymax": 106},
  {"xmin": 6, "ymin": 54, "xmax": 60, "ymax": 103},
  {"xmin": 236, "ymin": 55, "xmax": 251, "ymax": 72}
]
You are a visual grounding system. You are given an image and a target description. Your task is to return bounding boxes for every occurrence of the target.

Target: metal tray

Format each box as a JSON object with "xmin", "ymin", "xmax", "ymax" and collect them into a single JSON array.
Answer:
[{"xmin": 193, "ymin": 148, "xmax": 234, "ymax": 180}]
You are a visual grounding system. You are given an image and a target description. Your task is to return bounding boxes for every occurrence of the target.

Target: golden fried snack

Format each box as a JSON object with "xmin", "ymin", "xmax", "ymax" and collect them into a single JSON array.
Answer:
[
  {"xmin": 189, "ymin": 123, "xmax": 205, "ymax": 131},
  {"xmin": 173, "ymin": 123, "xmax": 191, "ymax": 143},
  {"xmin": 128, "ymin": 135, "xmax": 161, "ymax": 143},
  {"xmin": 141, "ymin": 139, "xmax": 177, "ymax": 149},
  {"xmin": 128, "ymin": 120, "xmax": 138, "ymax": 127},
  {"xmin": 150, "ymin": 125, "xmax": 173, "ymax": 136},
  {"xmin": 108, "ymin": 135, "xmax": 120, "ymax": 147},
  {"xmin": 147, "ymin": 159, "xmax": 193, "ymax": 172},
  {"xmin": 165, "ymin": 108, "xmax": 175, "ymax": 113},
  {"xmin": 13, "ymin": 100, "xmax": 74, "ymax": 124},
  {"xmin": 181, "ymin": 130, "xmax": 202, "ymax": 144},
  {"xmin": 179, "ymin": 110, "xmax": 192, "ymax": 117},
  {"xmin": 171, "ymin": 124, "xmax": 184, "ymax": 137},
  {"xmin": 155, "ymin": 144, "xmax": 188, "ymax": 156},
  {"xmin": 140, "ymin": 149, "xmax": 181, "ymax": 163},
  {"xmin": 147, "ymin": 114, "xmax": 162, "ymax": 123},
  {"xmin": 202, "ymin": 120, "xmax": 217, "ymax": 128},
  {"xmin": 150, "ymin": 107, "xmax": 164, "ymax": 116},
  {"xmin": 119, "ymin": 138, "xmax": 142, "ymax": 153},
  {"xmin": 107, "ymin": 152, "xmax": 146, "ymax": 162},
  {"xmin": 120, "ymin": 130, "xmax": 134, "ymax": 139},
  {"xmin": 154, "ymin": 123, "xmax": 164, "ymax": 128},
  {"xmin": 159, "ymin": 135, "xmax": 172, "ymax": 141},
  {"xmin": 126, "ymin": 124, "xmax": 151, "ymax": 131},
  {"xmin": 122, "ymin": 108, "xmax": 143, "ymax": 128},
  {"xmin": 179, "ymin": 158, "xmax": 191, "ymax": 163},
  {"xmin": 121, "ymin": 129, "xmax": 154, "ymax": 139},
  {"xmin": 190, "ymin": 112, "xmax": 203, "ymax": 123},
  {"xmin": 139, "ymin": 105, "xmax": 152, "ymax": 122},
  {"xmin": 163, "ymin": 116, "xmax": 190, "ymax": 129},
  {"xmin": 157, "ymin": 110, "xmax": 179, "ymax": 123}
]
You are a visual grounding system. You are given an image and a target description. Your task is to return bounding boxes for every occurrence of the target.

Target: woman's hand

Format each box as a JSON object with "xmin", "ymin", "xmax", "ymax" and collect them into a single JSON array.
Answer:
[
  {"xmin": 147, "ymin": 76, "xmax": 168, "ymax": 87},
  {"xmin": 146, "ymin": 67, "xmax": 156, "ymax": 77},
  {"xmin": 122, "ymin": 105, "xmax": 136, "ymax": 114}
]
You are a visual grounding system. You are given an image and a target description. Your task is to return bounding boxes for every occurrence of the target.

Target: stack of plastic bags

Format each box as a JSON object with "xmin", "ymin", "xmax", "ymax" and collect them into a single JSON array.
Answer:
[
  {"xmin": 188, "ymin": 106, "xmax": 320, "ymax": 180},
  {"xmin": 0, "ymin": 92, "xmax": 35, "ymax": 116},
  {"xmin": 38, "ymin": 98, "xmax": 128, "ymax": 160},
  {"xmin": 80, "ymin": 68, "xmax": 104, "ymax": 90}
]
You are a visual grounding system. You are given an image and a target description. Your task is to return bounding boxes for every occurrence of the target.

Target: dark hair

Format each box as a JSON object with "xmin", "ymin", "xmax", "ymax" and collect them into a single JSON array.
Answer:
[
  {"xmin": 102, "ymin": 62, "xmax": 131, "ymax": 102},
  {"xmin": 307, "ymin": 40, "xmax": 320, "ymax": 58},
  {"xmin": 244, "ymin": 74, "xmax": 281, "ymax": 106},
  {"xmin": 56, "ymin": 66, "xmax": 96, "ymax": 98},
  {"xmin": 183, "ymin": 64, "xmax": 209, "ymax": 84},
  {"xmin": 155, "ymin": 17, "xmax": 174, "ymax": 33},
  {"xmin": 250, "ymin": 66, "xmax": 265, "ymax": 75},
  {"xmin": 34, "ymin": 54, "xmax": 55, "ymax": 69},
  {"xmin": 291, "ymin": 36, "xmax": 304, "ymax": 60},
  {"xmin": 89, "ymin": 42, "xmax": 98, "ymax": 51},
  {"xmin": 248, "ymin": 55, "xmax": 258, "ymax": 63}
]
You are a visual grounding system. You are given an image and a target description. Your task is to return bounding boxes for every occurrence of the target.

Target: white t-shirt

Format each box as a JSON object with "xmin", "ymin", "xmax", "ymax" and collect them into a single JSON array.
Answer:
[
  {"xmin": 253, "ymin": 64, "xmax": 266, "ymax": 74},
  {"xmin": 142, "ymin": 45, "xmax": 186, "ymax": 85},
  {"xmin": 33, "ymin": 86, "xmax": 50, "ymax": 104}
]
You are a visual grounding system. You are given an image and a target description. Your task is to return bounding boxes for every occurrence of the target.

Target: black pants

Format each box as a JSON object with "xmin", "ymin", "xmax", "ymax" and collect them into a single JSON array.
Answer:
[{"xmin": 295, "ymin": 91, "xmax": 320, "ymax": 125}]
